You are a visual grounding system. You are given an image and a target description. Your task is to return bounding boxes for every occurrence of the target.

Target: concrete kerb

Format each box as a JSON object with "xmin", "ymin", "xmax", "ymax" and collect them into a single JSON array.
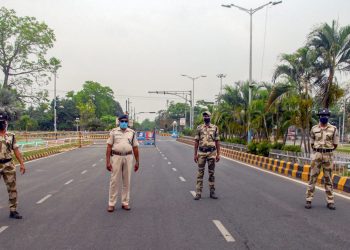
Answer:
[{"xmin": 176, "ymin": 137, "xmax": 350, "ymax": 194}]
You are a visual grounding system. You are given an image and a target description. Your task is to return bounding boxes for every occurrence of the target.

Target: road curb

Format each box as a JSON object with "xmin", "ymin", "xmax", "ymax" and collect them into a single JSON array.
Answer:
[{"xmin": 177, "ymin": 137, "xmax": 350, "ymax": 193}]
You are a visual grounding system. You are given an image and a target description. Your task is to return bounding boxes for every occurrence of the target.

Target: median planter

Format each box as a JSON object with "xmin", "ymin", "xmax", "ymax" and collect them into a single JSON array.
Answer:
[
  {"xmin": 13, "ymin": 141, "xmax": 92, "ymax": 164},
  {"xmin": 177, "ymin": 137, "xmax": 350, "ymax": 194}
]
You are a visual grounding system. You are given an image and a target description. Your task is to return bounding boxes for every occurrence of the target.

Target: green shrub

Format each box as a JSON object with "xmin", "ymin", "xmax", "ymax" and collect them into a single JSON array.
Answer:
[
  {"xmin": 248, "ymin": 142, "xmax": 258, "ymax": 155},
  {"xmin": 271, "ymin": 142, "xmax": 284, "ymax": 150},
  {"xmin": 282, "ymin": 145, "xmax": 301, "ymax": 152},
  {"xmin": 182, "ymin": 128, "xmax": 194, "ymax": 136},
  {"xmin": 225, "ymin": 137, "xmax": 247, "ymax": 145},
  {"xmin": 256, "ymin": 141, "xmax": 271, "ymax": 157}
]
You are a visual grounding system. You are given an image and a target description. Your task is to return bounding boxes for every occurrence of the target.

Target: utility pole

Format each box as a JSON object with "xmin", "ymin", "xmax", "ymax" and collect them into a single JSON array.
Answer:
[
  {"xmin": 222, "ymin": 1, "xmax": 282, "ymax": 143},
  {"xmin": 149, "ymin": 90, "xmax": 192, "ymax": 128},
  {"xmin": 217, "ymin": 74, "xmax": 227, "ymax": 101}
]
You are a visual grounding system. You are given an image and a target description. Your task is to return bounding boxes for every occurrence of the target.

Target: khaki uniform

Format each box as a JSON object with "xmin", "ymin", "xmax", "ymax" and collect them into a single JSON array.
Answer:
[
  {"xmin": 194, "ymin": 124, "xmax": 219, "ymax": 194},
  {"xmin": 0, "ymin": 132, "xmax": 19, "ymax": 212},
  {"xmin": 306, "ymin": 123, "xmax": 339, "ymax": 204},
  {"xmin": 107, "ymin": 127, "xmax": 139, "ymax": 207}
]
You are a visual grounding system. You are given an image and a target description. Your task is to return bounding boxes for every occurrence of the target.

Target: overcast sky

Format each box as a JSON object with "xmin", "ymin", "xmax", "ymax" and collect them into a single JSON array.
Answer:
[{"xmin": 2, "ymin": 0, "xmax": 350, "ymax": 121}]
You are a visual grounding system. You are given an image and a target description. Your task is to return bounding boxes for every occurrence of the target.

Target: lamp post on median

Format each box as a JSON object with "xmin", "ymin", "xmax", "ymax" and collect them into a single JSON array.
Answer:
[
  {"xmin": 181, "ymin": 74, "xmax": 207, "ymax": 129},
  {"xmin": 217, "ymin": 73, "xmax": 226, "ymax": 102},
  {"xmin": 222, "ymin": 1, "xmax": 282, "ymax": 143}
]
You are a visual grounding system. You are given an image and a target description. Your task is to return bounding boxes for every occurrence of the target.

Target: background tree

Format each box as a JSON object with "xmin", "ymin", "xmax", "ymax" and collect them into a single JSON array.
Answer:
[
  {"xmin": 308, "ymin": 20, "xmax": 350, "ymax": 108},
  {"xmin": 0, "ymin": 7, "xmax": 58, "ymax": 102}
]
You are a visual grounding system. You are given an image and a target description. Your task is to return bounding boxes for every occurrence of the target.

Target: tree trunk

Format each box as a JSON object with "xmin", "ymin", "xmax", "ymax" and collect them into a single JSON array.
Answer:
[{"xmin": 324, "ymin": 67, "xmax": 335, "ymax": 109}]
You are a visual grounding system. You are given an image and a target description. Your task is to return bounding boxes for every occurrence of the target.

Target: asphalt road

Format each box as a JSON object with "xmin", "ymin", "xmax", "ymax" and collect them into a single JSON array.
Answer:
[{"xmin": 0, "ymin": 136, "xmax": 350, "ymax": 250}]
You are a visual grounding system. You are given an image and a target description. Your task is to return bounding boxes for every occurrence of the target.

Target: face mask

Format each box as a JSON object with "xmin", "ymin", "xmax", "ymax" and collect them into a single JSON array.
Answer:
[
  {"xmin": 204, "ymin": 117, "xmax": 211, "ymax": 124},
  {"xmin": 0, "ymin": 121, "xmax": 6, "ymax": 131},
  {"xmin": 320, "ymin": 117, "xmax": 328, "ymax": 124},
  {"xmin": 120, "ymin": 121, "xmax": 128, "ymax": 129}
]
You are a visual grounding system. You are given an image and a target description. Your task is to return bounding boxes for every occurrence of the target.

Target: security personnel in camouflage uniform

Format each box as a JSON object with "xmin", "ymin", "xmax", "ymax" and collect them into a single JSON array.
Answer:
[
  {"xmin": 193, "ymin": 111, "xmax": 220, "ymax": 200},
  {"xmin": 305, "ymin": 108, "xmax": 339, "ymax": 210},
  {"xmin": 0, "ymin": 111, "xmax": 26, "ymax": 219},
  {"xmin": 106, "ymin": 114, "xmax": 140, "ymax": 212}
]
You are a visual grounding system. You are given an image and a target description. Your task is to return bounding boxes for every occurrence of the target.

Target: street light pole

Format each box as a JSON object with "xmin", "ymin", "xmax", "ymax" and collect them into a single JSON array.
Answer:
[
  {"xmin": 216, "ymin": 74, "xmax": 227, "ymax": 101},
  {"xmin": 181, "ymin": 75, "xmax": 206, "ymax": 129},
  {"xmin": 54, "ymin": 71, "xmax": 57, "ymax": 138},
  {"xmin": 222, "ymin": 1, "xmax": 282, "ymax": 143}
]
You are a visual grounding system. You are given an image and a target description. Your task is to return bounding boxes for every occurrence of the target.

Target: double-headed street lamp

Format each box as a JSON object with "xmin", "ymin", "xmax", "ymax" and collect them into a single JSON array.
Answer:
[
  {"xmin": 217, "ymin": 73, "xmax": 227, "ymax": 100},
  {"xmin": 222, "ymin": 1, "xmax": 282, "ymax": 143},
  {"xmin": 181, "ymin": 74, "xmax": 207, "ymax": 129}
]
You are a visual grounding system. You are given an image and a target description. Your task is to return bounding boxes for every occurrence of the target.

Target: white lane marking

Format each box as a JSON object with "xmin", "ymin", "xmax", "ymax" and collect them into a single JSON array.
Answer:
[
  {"xmin": 213, "ymin": 220, "xmax": 235, "ymax": 242},
  {"xmin": 99, "ymin": 159, "xmax": 103, "ymax": 162},
  {"xmin": 159, "ymin": 151, "xmax": 162, "ymax": 154},
  {"xmin": 36, "ymin": 194, "xmax": 52, "ymax": 204},
  {"xmin": 81, "ymin": 170, "xmax": 87, "ymax": 174},
  {"xmin": 64, "ymin": 179, "xmax": 74, "ymax": 185},
  {"xmin": 179, "ymin": 142, "xmax": 350, "ymax": 201},
  {"xmin": 190, "ymin": 191, "xmax": 196, "ymax": 197},
  {"xmin": 0, "ymin": 226, "xmax": 8, "ymax": 234},
  {"xmin": 168, "ymin": 162, "xmax": 172, "ymax": 165},
  {"xmin": 179, "ymin": 176, "xmax": 186, "ymax": 182},
  {"xmin": 92, "ymin": 164, "xmax": 97, "ymax": 167},
  {"xmin": 164, "ymin": 157, "xmax": 168, "ymax": 160},
  {"xmin": 172, "ymin": 168, "xmax": 177, "ymax": 172}
]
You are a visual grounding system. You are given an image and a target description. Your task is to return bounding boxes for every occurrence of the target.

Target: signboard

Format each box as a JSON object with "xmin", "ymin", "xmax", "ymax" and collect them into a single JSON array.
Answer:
[
  {"xmin": 180, "ymin": 118, "xmax": 186, "ymax": 126},
  {"xmin": 137, "ymin": 131, "xmax": 156, "ymax": 146}
]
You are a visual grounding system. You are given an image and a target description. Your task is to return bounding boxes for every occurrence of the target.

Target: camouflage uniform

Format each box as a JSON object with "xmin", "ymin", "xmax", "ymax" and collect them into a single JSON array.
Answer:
[
  {"xmin": 194, "ymin": 123, "xmax": 219, "ymax": 194},
  {"xmin": 0, "ymin": 132, "xmax": 19, "ymax": 212},
  {"xmin": 306, "ymin": 123, "xmax": 339, "ymax": 204}
]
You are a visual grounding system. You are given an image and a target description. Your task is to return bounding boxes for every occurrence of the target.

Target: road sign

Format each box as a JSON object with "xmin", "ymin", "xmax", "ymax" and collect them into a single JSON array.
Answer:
[{"xmin": 180, "ymin": 118, "xmax": 186, "ymax": 126}]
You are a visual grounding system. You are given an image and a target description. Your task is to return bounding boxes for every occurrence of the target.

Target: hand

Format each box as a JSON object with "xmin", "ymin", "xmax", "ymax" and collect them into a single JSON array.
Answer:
[
  {"xmin": 194, "ymin": 155, "xmax": 199, "ymax": 163},
  {"xmin": 20, "ymin": 164, "xmax": 26, "ymax": 175},
  {"xmin": 216, "ymin": 154, "xmax": 220, "ymax": 162},
  {"xmin": 106, "ymin": 162, "xmax": 112, "ymax": 172},
  {"xmin": 134, "ymin": 162, "xmax": 139, "ymax": 172}
]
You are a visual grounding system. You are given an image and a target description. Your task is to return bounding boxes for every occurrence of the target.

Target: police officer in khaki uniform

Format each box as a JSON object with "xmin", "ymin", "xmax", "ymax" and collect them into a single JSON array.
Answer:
[
  {"xmin": 106, "ymin": 114, "xmax": 139, "ymax": 212},
  {"xmin": 305, "ymin": 108, "xmax": 339, "ymax": 210},
  {"xmin": 0, "ymin": 111, "xmax": 26, "ymax": 219},
  {"xmin": 193, "ymin": 111, "xmax": 220, "ymax": 200}
]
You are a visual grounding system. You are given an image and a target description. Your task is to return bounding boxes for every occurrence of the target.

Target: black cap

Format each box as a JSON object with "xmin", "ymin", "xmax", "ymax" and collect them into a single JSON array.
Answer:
[
  {"xmin": 0, "ymin": 112, "xmax": 8, "ymax": 122},
  {"xmin": 317, "ymin": 108, "xmax": 331, "ymax": 116},
  {"xmin": 118, "ymin": 114, "xmax": 129, "ymax": 121},
  {"xmin": 202, "ymin": 111, "xmax": 211, "ymax": 116}
]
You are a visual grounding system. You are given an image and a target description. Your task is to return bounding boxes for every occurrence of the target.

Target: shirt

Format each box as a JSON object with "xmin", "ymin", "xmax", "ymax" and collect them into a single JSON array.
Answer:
[
  {"xmin": 107, "ymin": 127, "xmax": 139, "ymax": 153},
  {"xmin": 310, "ymin": 123, "xmax": 339, "ymax": 149}
]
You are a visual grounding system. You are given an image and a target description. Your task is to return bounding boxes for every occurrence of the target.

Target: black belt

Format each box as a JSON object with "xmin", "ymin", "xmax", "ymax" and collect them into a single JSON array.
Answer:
[
  {"xmin": 0, "ymin": 158, "xmax": 12, "ymax": 164},
  {"xmin": 111, "ymin": 150, "xmax": 132, "ymax": 156},
  {"xmin": 199, "ymin": 147, "xmax": 216, "ymax": 153},
  {"xmin": 314, "ymin": 148, "xmax": 333, "ymax": 153}
]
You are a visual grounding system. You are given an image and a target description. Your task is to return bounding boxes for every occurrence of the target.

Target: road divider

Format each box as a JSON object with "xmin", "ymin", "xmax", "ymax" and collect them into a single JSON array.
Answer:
[{"xmin": 177, "ymin": 137, "xmax": 350, "ymax": 194}]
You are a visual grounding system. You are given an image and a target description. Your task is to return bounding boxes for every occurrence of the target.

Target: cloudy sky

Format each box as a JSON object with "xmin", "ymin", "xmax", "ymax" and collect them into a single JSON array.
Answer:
[{"xmin": 2, "ymin": 0, "xmax": 350, "ymax": 121}]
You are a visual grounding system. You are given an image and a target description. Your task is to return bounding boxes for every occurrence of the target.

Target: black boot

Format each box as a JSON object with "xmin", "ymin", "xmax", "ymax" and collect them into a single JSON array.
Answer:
[
  {"xmin": 327, "ymin": 203, "xmax": 336, "ymax": 210},
  {"xmin": 210, "ymin": 189, "xmax": 218, "ymax": 199},
  {"xmin": 9, "ymin": 211, "xmax": 23, "ymax": 219},
  {"xmin": 305, "ymin": 201, "xmax": 312, "ymax": 209},
  {"xmin": 194, "ymin": 194, "xmax": 201, "ymax": 200}
]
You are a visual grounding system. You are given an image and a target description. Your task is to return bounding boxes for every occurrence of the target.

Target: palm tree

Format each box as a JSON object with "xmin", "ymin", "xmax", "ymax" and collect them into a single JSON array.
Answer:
[
  {"xmin": 308, "ymin": 20, "xmax": 350, "ymax": 108},
  {"xmin": 271, "ymin": 47, "xmax": 316, "ymax": 152}
]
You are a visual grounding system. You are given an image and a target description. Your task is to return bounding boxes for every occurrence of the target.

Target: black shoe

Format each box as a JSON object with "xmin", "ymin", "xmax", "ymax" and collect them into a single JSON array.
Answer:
[
  {"xmin": 194, "ymin": 194, "xmax": 201, "ymax": 200},
  {"xmin": 210, "ymin": 190, "xmax": 218, "ymax": 199},
  {"xmin": 327, "ymin": 203, "xmax": 336, "ymax": 210},
  {"xmin": 9, "ymin": 211, "xmax": 23, "ymax": 219},
  {"xmin": 305, "ymin": 201, "xmax": 312, "ymax": 209}
]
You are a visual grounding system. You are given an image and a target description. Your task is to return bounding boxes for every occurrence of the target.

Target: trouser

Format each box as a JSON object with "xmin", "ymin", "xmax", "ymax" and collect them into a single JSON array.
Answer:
[
  {"xmin": 306, "ymin": 152, "xmax": 334, "ymax": 204},
  {"xmin": 109, "ymin": 155, "xmax": 133, "ymax": 206},
  {"xmin": 0, "ymin": 162, "xmax": 17, "ymax": 211},
  {"xmin": 196, "ymin": 155, "xmax": 215, "ymax": 194}
]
